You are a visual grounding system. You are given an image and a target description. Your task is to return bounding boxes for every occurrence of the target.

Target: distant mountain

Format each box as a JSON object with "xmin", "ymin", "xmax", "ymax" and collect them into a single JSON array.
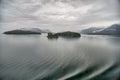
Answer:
[
  {"xmin": 80, "ymin": 27, "xmax": 103, "ymax": 34},
  {"xmin": 19, "ymin": 28, "xmax": 51, "ymax": 33},
  {"xmin": 96, "ymin": 24, "xmax": 120, "ymax": 35},
  {"xmin": 80, "ymin": 24, "xmax": 120, "ymax": 35},
  {"xmin": 4, "ymin": 28, "xmax": 51, "ymax": 34}
]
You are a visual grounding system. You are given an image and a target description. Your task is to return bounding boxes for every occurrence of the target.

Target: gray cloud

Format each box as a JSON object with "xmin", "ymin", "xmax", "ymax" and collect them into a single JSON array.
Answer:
[{"xmin": 0, "ymin": 0, "xmax": 119, "ymax": 31}]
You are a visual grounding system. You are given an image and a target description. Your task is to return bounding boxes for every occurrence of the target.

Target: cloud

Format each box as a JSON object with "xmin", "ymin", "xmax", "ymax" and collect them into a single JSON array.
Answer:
[{"xmin": 0, "ymin": 0, "xmax": 119, "ymax": 31}]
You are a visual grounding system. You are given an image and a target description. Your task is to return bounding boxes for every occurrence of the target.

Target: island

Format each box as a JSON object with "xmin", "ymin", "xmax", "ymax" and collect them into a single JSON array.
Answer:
[
  {"xmin": 47, "ymin": 31, "xmax": 81, "ymax": 39},
  {"xmin": 3, "ymin": 28, "xmax": 51, "ymax": 35},
  {"xmin": 4, "ymin": 30, "xmax": 41, "ymax": 34}
]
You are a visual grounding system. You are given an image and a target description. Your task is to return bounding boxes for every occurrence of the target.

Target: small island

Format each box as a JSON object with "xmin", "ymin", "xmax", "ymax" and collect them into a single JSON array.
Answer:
[
  {"xmin": 47, "ymin": 31, "xmax": 81, "ymax": 39},
  {"xmin": 3, "ymin": 28, "xmax": 51, "ymax": 35},
  {"xmin": 4, "ymin": 30, "xmax": 41, "ymax": 34}
]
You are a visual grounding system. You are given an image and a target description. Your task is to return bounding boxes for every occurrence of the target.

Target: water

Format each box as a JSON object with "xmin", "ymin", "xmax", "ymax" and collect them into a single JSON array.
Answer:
[{"xmin": 0, "ymin": 34, "xmax": 120, "ymax": 80}]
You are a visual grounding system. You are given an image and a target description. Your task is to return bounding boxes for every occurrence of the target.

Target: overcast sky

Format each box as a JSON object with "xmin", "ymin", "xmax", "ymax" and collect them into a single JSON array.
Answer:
[{"xmin": 0, "ymin": 0, "xmax": 120, "ymax": 31}]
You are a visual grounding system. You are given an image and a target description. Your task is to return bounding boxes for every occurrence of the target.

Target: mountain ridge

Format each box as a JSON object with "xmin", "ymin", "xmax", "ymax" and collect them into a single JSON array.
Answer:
[{"xmin": 80, "ymin": 24, "xmax": 120, "ymax": 35}]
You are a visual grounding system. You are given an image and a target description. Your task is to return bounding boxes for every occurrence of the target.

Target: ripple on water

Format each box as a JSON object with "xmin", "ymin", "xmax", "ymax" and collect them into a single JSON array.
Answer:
[{"xmin": 0, "ymin": 35, "xmax": 120, "ymax": 80}]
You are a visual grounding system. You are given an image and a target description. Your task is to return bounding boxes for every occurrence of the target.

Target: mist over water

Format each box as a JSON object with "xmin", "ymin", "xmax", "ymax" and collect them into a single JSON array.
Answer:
[{"xmin": 0, "ymin": 34, "xmax": 120, "ymax": 80}]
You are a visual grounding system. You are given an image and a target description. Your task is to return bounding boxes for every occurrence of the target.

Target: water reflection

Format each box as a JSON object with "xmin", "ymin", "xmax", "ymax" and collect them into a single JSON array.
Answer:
[
  {"xmin": 0, "ymin": 34, "xmax": 120, "ymax": 80},
  {"xmin": 47, "ymin": 35, "xmax": 80, "ymax": 40},
  {"xmin": 47, "ymin": 35, "xmax": 59, "ymax": 40}
]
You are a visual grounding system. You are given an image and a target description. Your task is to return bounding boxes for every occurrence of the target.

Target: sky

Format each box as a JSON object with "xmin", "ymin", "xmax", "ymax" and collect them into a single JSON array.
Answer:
[{"xmin": 0, "ymin": 0, "xmax": 120, "ymax": 31}]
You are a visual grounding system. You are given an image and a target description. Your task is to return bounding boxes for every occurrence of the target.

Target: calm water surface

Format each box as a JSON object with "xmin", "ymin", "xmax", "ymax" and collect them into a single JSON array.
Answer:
[{"xmin": 0, "ymin": 34, "xmax": 120, "ymax": 80}]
